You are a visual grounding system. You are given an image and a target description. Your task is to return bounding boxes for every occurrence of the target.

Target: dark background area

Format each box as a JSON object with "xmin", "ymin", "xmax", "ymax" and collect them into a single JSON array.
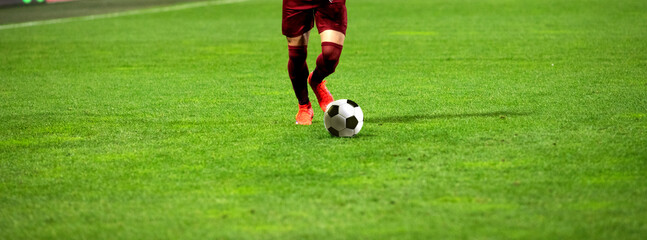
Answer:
[{"xmin": 0, "ymin": 0, "xmax": 203, "ymax": 24}]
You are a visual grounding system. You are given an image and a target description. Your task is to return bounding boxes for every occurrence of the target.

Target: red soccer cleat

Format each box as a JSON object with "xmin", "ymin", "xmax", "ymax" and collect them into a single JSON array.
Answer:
[
  {"xmin": 295, "ymin": 102, "xmax": 314, "ymax": 125},
  {"xmin": 308, "ymin": 72, "xmax": 334, "ymax": 112}
]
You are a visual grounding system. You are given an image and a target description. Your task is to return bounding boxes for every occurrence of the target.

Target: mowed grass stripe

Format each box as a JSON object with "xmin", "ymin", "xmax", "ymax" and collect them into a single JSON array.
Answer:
[{"xmin": 0, "ymin": 0, "xmax": 248, "ymax": 30}]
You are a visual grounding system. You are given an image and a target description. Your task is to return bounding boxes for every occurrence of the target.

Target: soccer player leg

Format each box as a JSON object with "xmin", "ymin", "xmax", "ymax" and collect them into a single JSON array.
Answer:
[
  {"xmin": 310, "ymin": 31, "xmax": 344, "ymax": 85},
  {"xmin": 309, "ymin": 0, "xmax": 347, "ymax": 111},
  {"xmin": 283, "ymin": 1, "xmax": 316, "ymax": 124},
  {"xmin": 287, "ymin": 33, "xmax": 315, "ymax": 125},
  {"xmin": 283, "ymin": 2, "xmax": 313, "ymax": 105},
  {"xmin": 287, "ymin": 35, "xmax": 310, "ymax": 106},
  {"xmin": 310, "ymin": 0, "xmax": 347, "ymax": 85}
]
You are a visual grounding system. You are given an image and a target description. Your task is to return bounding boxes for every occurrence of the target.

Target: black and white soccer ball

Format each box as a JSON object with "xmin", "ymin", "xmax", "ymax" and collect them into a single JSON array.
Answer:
[{"xmin": 324, "ymin": 99, "xmax": 364, "ymax": 137}]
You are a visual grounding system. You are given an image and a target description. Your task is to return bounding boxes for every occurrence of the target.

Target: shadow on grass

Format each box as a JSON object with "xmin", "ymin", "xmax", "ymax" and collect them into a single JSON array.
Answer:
[
  {"xmin": 319, "ymin": 111, "xmax": 530, "ymax": 139},
  {"xmin": 368, "ymin": 111, "xmax": 531, "ymax": 124}
]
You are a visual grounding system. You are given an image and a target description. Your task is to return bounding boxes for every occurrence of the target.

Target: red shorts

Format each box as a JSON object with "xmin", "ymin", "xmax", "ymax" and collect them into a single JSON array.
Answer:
[{"xmin": 282, "ymin": 0, "xmax": 347, "ymax": 37}]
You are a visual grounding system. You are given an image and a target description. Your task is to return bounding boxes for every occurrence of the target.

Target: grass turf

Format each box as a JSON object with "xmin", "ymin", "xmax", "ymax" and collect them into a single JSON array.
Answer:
[{"xmin": 1, "ymin": 0, "xmax": 646, "ymax": 239}]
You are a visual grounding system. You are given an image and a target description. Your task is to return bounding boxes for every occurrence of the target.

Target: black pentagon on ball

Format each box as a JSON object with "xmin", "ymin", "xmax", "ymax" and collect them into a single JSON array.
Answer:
[
  {"xmin": 346, "ymin": 116, "xmax": 359, "ymax": 129},
  {"xmin": 328, "ymin": 127, "xmax": 340, "ymax": 137},
  {"xmin": 327, "ymin": 105, "xmax": 339, "ymax": 117},
  {"xmin": 346, "ymin": 99, "xmax": 358, "ymax": 108}
]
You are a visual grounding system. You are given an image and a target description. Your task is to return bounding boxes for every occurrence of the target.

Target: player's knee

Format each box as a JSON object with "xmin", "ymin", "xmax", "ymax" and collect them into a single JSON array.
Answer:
[
  {"xmin": 320, "ymin": 42, "xmax": 343, "ymax": 72},
  {"xmin": 321, "ymin": 43, "xmax": 343, "ymax": 63},
  {"xmin": 288, "ymin": 45, "xmax": 308, "ymax": 63},
  {"xmin": 322, "ymin": 49, "xmax": 341, "ymax": 64}
]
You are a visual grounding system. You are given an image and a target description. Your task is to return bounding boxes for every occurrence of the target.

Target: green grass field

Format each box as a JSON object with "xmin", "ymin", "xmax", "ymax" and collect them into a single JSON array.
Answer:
[{"xmin": 1, "ymin": 0, "xmax": 646, "ymax": 239}]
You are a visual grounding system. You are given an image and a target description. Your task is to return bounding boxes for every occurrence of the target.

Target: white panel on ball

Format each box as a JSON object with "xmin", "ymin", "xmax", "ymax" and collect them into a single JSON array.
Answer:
[
  {"xmin": 354, "ymin": 107, "xmax": 363, "ymax": 122},
  {"xmin": 354, "ymin": 121, "xmax": 363, "ymax": 135},
  {"xmin": 339, "ymin": 128, "xmax": 355, "ymax": 137},
  {"xmin": 338, "ymin": 103, "xmax": 355, "ymax": 118},
  {"xmin": 330, "ymin": 115, "xmax": 346, "ymax": 131}
]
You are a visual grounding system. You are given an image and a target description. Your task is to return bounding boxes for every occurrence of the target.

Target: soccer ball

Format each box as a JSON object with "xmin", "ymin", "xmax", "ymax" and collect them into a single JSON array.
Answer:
[{"xmin": 324, "ymin": 99, "xmax": 364, "ymax": 137}]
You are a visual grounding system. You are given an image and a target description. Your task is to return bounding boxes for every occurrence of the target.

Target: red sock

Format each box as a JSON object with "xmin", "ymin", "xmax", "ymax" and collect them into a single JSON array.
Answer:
[
  {"xmin": 287, "ymin": 45, "xmax": 310, "ymax": 105},
  {"xmin": 310, "ymin": 42, "xmax": 343, "ymax": 85}
]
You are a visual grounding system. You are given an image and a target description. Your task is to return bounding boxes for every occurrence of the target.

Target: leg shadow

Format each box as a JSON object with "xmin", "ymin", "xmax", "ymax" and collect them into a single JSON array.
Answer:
[{"xmin": 368, "ymin": 111, "xmax": 531, "ymax": 124}]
